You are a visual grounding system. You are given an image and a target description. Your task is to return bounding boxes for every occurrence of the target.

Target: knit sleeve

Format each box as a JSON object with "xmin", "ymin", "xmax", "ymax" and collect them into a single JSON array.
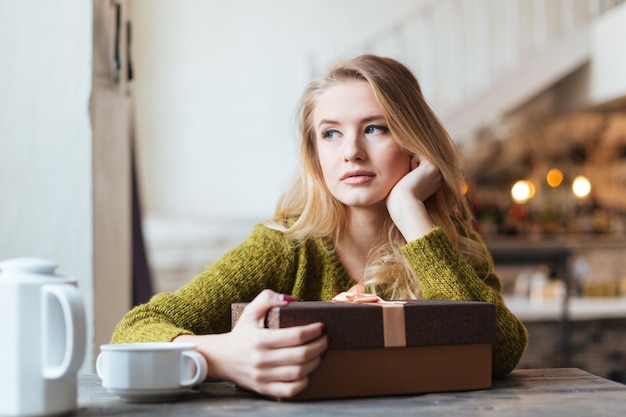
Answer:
[
  {"xmin": 110, "ymin": 224, "xmax": 297, "ymax": 344},
  {"xmin": 401, "ymin": 226, "xmax": 528, "ymax": 378}
]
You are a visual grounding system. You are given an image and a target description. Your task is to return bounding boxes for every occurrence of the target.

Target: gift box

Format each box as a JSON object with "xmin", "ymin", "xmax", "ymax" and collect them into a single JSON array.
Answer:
[{"xmin": 231, "ymin": 299, "xmax": 495, "ymax": 401}]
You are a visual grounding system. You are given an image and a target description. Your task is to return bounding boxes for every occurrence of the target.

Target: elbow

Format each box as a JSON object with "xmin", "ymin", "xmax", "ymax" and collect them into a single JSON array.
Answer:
[{"xmin": 492, "ymin": 321, "xmax": 529, "ymax": 378}]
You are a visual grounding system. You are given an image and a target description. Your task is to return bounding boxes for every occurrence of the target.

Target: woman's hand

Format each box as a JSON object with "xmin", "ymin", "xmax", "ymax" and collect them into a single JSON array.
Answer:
[
  {"xmin": 386, "ymin": 155, "xmax": 442, "ymax": 242},
  {"xmin": 174, "ymin": 289, "xmax": 327, "ymax": 398}
]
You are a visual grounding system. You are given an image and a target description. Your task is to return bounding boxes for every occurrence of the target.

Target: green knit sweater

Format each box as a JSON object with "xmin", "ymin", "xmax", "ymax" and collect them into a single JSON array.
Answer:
[{"xmin": 111, "ymin": 224, "xmax": 528, "ymax": 378}]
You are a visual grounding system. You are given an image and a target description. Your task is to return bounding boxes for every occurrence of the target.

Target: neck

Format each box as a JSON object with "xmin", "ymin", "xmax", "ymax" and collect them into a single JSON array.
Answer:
[{"xmin": 338, "ymin": 205, "xmax": 388, "ymax": 258}]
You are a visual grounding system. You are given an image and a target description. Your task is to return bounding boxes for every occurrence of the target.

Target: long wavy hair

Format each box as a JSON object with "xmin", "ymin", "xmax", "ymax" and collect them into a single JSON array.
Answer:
[{"xmin": 267, "ymin": 54, "xmax": 491, "ymax": 299}]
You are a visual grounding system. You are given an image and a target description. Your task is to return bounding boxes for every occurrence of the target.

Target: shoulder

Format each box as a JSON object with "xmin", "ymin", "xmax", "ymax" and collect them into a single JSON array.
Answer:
[
  {"xmin": 216, "ymin": 222, "xmax": 338, "ymax": 285},
  {"xmin": 239, "ymin": 222, "xmax": 295, "ymax": 253},
  {"xmin": 235, "ymin": 222, "xmax": 331, "ymax": 256}
]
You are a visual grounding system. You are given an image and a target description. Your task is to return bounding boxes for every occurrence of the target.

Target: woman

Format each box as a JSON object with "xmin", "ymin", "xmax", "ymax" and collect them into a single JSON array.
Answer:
[{"xmin": 112, "ymin": 54, "xmax": 528, "ymax": 398}]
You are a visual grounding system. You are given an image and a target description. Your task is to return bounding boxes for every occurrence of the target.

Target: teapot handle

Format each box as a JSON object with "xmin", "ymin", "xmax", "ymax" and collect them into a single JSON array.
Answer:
[{"xmin": 41, "ymin": 285, "xmax": 87, "ymax": 379}]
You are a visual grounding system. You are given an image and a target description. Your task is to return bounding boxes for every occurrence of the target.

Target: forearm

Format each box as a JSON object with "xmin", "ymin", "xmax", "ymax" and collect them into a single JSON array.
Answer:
[
  {"xmin": 112, "ymin": 225, "xmax": 298, "ymax": 344},
  {"xmin": 174, "ymin": 333, "xmax": 231, "ymax": 381},
  {"xmin": 389, "ymin": 199, "xmax": 435, "ymax": 242}
]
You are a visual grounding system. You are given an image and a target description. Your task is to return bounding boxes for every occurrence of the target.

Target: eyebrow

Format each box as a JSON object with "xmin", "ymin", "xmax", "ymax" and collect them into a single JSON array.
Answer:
[{"xmin": 317, "ymin": 115, "xmax": 387, "ymax": 129}]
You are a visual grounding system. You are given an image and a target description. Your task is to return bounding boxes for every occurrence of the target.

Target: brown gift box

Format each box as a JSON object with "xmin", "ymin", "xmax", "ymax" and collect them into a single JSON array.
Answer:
[{"xmin": 231, "ymin": 300, "xmax": 495, "ymax": 401}]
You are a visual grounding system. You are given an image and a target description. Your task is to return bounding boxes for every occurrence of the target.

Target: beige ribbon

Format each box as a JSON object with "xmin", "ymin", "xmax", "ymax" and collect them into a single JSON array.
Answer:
[{"xmin": 331, "ymin": 291, "xmax": 406, "ymax": 347}]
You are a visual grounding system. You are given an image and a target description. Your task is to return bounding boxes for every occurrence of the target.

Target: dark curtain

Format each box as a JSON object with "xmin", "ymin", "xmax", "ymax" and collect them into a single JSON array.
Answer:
[{"xmin": 131, "ymin": 141, "xmax": 153, "ymax": 306}]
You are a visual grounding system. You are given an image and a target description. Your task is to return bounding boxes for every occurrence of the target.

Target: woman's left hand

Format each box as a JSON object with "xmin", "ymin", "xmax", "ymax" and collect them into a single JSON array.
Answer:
[{"xmin": 386, "ymin": 155, "xmax": 442, "ymax": 242}]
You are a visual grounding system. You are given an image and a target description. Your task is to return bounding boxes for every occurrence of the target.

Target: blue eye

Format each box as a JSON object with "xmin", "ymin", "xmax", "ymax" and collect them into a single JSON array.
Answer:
[
  {"xmin": 365, "ymin": 125, "xmax": 389, "ymax": 135},
  {"xmin": 322, "ymin": 129, "xmax": 340, "ymax": 140}
]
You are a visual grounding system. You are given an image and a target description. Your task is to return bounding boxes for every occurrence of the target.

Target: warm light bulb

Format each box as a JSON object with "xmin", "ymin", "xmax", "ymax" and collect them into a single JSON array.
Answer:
[
  {"xmin": 572, "ymin": 176, "xmax": 591, "ymax": 198},
  {"xmin": 461, "ymin": 181, "xmax": 469, "ymax": 195},
  {"xmin": 511, "ymin": 180, "xmax": 535, "ymax": 203},
  {"xmin": 546, "ymin": 169, "xmax": 563, "ymax": 188}
]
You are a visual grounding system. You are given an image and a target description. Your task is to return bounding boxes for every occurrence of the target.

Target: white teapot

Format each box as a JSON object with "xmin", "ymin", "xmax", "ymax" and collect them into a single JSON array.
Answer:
[{"xmin": 0, "ymin": 258, "xmax": 87, "ymax": 416}]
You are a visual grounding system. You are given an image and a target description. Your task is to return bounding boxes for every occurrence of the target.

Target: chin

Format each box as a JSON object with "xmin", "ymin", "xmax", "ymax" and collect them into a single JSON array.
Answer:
[
  {"xmin": 332, "ymin": 190, "xmax": 389, "ymax": 209},
  {"xmin": 341, "ymin": 198, "xmax": 387, "ymax": 209}
]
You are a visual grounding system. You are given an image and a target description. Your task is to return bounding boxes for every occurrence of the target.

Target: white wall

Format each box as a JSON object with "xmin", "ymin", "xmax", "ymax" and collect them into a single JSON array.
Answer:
[
  {"xmin": 590, "ymin": 2, "xmax": 626, "ymax": 105},
  {"xmin": 0, "ymin": 1, "xmax": 94, "ymax": 368},
  {"xmin": 133, "ymin": 0, "xmax": 424, "ymax": 224}
]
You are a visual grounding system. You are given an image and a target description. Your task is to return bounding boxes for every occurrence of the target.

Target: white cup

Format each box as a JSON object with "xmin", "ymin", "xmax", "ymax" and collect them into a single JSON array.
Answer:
[{"xmin": 96, "ymin": 342, "xmax": 208, "ymax": 402}]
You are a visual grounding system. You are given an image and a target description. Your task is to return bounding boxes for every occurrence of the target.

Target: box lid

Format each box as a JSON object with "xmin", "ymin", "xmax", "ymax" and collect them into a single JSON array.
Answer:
[{"xmin": 231, "ymin": 300, "xmax": 495, "ymax": 350}]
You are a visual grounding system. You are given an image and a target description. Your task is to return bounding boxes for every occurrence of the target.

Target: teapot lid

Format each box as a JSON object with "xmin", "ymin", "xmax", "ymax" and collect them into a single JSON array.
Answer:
[{"xmin": 0, "ymin": 257, "xmax": 58, "ymax": 274}]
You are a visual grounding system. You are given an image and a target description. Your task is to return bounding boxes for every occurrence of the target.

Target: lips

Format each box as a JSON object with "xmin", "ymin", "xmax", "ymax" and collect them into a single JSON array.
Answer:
[{"xmin": 340, "ymin": 170, "xmax": 376, "ymax": 184}]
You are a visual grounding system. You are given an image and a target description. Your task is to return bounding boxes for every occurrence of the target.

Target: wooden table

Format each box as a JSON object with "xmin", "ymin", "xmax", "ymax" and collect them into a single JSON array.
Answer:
[{"xmin": 77, "ymin": 368, "xmax": 626, "ymax": 416}]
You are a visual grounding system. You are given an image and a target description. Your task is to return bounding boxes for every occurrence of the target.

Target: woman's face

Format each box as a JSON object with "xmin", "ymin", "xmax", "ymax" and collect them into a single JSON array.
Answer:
[{"xmin": 313, "ymin": 80, "xmax": 412, "ymax": 210}]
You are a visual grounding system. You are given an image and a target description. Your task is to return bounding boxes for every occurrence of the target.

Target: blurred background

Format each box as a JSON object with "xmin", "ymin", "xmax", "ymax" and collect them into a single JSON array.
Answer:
[{"xmin": 2, "ymin": 0, "xmax": 626, "ymax": 378}]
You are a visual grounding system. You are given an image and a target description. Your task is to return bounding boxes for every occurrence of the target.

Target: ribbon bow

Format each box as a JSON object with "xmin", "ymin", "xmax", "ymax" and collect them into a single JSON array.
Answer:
[
  {"xmin": 331, "ymin": 291, "xmax": 405, "ymax": 305},
  {"xmin": 331, "ymin": 292, "xmax": 386, "ymax": 304}
]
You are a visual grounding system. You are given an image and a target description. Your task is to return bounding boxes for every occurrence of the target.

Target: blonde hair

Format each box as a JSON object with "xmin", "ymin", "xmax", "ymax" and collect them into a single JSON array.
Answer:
[{"xmin": 267, "ymin": 54, "xmax": 491, "ymax": 299}]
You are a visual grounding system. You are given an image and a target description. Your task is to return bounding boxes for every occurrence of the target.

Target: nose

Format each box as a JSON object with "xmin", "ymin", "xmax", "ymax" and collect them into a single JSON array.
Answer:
[{"xmin": 342, "ymin": 132, "xmax": 366, "ymax": 162}]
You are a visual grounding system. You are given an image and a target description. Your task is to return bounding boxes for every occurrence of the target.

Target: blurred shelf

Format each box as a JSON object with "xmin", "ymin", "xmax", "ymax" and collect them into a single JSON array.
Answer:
[
  {"xmin": 504, "ymin": 296, "xmax": 626, "ymax": 322},
  {"xmin": 485, "ymin": 234, "xmax": 626, "ymax": 255}
]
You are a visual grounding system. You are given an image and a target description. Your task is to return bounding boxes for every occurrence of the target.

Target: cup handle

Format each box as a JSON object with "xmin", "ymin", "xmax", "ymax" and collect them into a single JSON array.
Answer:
[
  {"xmin": 95, "ymin": 353, "xmax": 105, "ymax": 380},
  {"xmin": 41, "ymin": 284, "xmax": 87, "ymax": 379},
  {"xmin": 180, "ymin": 351, "xmax": 208, "ymax": 387}
]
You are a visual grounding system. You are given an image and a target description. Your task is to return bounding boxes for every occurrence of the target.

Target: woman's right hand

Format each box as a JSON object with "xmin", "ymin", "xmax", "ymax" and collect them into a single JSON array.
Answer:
[{"xmin": 174, "ymin": 289, "xmax": 328, "ymax": 398}]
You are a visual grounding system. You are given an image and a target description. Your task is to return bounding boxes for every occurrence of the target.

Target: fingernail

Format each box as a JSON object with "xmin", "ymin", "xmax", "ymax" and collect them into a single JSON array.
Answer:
[
  {"xmin": 279, "ymin": 294, "xmax": 297, "ymax": 302},
  {"xmin": 321, "ymin": 323, "xmax": 328, "ymax": 334}
]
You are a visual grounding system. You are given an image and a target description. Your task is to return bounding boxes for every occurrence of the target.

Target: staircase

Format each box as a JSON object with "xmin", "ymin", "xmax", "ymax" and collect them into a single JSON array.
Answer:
[{"xmin": 312, "ymin": 0, "xmax": 624, "ymax": 141}]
